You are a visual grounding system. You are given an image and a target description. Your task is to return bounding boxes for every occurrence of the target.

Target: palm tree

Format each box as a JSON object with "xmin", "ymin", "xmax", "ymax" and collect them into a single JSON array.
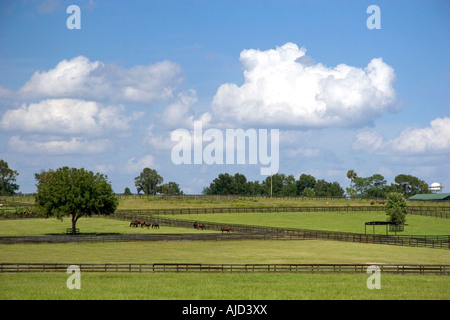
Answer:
[{"xmin": 347, "ymin": 170, "xmax": 357, "ymax": 197}]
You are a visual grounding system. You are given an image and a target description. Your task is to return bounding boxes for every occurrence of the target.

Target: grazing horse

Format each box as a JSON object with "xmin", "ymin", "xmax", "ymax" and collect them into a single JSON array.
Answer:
[
  {"xmin": 197, "ymin": 223, "xmax": 205, "ymax": 230},
  {"xmin": 221, "ymin": 226, "xmax": 232, "ymax": 233},
  {"xmin": 151, "ymin": 222, "xmax": 159, "ymax": 229},
  {"xmin": 143, "ymin": 221, "xmax": 151, "ymax": 228},
  {"xmin": 193, "ymin": 221, "xmax": 198, "ymax": 229},
  {"xmin": 130, "ymin": 220, "xmax": 139, "ymax": 227},
  {"xmin": 138, "ymin": 220, "xmax": 146, "ymax": 228}
]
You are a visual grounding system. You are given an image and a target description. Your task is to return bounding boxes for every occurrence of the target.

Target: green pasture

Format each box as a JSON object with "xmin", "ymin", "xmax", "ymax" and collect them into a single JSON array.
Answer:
[
  {"xmin": 1, "ymin": 197, "xmax": 449, "ymax": 300},
  {"xmin": 0, "ymin": 217, "xmax": 216, "ymax": 236},
  {"xmin": 1, "ymin": 238, "xmax": 449, "ymax": 265},
  {"xmin": 169, "ymin": 212, "xmax": 450, "ymax": 236},
  {"xmin": 1, "ymin": 210, "xmax": 449, "ymax": 237},
  {"xmin": 1, "ymin": 272, "xmax": 448, "ymax": 300},
  {"xmin": 1, "ymin": 215, "xmax": 449, "ymax": 265}
]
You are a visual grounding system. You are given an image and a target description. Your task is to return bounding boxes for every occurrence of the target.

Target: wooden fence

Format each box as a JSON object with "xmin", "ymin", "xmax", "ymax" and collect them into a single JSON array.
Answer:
[
  {"xmin": 112, "ymin": 214, "xmax": 450, "ymax": 249},
  {"xmin": 0, "ymin": 232, "xmax": 305, "ymax": 244},
  {"xmin": 115, "ymin": 205, "xmax": 450, "ymax": 218},
  {"xmin": 0, "ymin": 263, "xmax": 448, "ymax": 275},
  {"xmin": 1, "ymin": 212, "xmax": 448, "ymax": 248},
  {"xmin": 2, "ymin": 202, "xmax": 449, "ymax": 219},
  {"xmin": 408, "ymin": 206, "xmax": 450, "ymax": 218}
]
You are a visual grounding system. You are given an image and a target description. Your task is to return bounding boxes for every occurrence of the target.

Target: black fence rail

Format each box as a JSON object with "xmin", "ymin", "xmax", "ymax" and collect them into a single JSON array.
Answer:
[
  {"xmin": 116, "ymin": 206, "xmax": 385, "ymax": 215},
  {"xmin": 0, "ymin": 232, "xmax": 308, "ymax": 244},
  {"xmin": 1, "ymin": 263, "xmax": 448, "ymax": 275},
  {"xmin": 408, "ymin": 206, "xmax": 450, "ymax": 218},
  {"xmin": 115, "ymin": 205, "xmax": 450, "ymax": 218},
  {"xmin": 115, "ymin": 194, "xmax": 350, "ymax": 200}
]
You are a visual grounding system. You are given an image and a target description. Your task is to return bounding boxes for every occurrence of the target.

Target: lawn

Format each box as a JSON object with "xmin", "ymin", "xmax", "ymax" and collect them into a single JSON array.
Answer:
[
  {"xmin": 169, "ymin": 211, "xmax": 450, "ymax": 236},
  {"xmin": 0, "ymin": 217, "xmax": 216, "ymax": 236},
  {"xmin": 1, "ymin": 272, "xmax": 448, "ymax": 300},
  {"xmin": 1, "ymin": 200, "xmax": 449, "ymax": 300},
  {"xmin": 1, "ymin": 238, "xmax": 449, "ymax": 265},
  {"xmin": 1, "ymin": 216, "xmax": 449, "ymax": 265}
]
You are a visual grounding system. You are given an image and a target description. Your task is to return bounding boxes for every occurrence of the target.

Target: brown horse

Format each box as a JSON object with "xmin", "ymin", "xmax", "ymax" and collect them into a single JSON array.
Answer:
[
  {"xmin": 151, "ymin": 222, "xmax": 159, "ymax": 229},
  {"xmin": 197, "ymin": 223, "xmax": 205, "ymax": 230},
  {"xmin": 138, "ymin": 220, "xmax": 146, "ymax": 228},
  {"xmin": 143, "ymin": 221, "xmax": 151, "ymax": 228},
  {"xmin": 221, "ymin": 226, "xmax": 232, "ymax": 233},
  {"xmin": 130, "ymin": 220, "xmax": 139, "ymax": 227}
]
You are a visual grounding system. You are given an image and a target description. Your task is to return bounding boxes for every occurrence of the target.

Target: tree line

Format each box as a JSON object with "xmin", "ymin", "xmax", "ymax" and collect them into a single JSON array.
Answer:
[
  {"xmin": 203, "ymin": 171, "xmax": 431, "ymax": 198},
  {"xmin": 0, "ymin": 159, "xmax": 433, "ymax": 198},
  {"xmin": 202, "ymin": 173, "xmax": 345, "ymax": 197},
  {"xmin": 345, "ymin": 171, "xmax": 430, "ymax": 198}
]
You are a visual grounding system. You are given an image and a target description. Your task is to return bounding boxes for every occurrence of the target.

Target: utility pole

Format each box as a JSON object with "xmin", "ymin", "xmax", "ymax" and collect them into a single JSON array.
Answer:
[{"xmin": 270, "ymin": 172, "xmax": 273, "ymax": 198}]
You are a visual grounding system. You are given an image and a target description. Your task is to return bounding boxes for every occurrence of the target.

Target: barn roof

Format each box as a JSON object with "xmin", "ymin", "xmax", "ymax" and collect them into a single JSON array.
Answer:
[{"xmin": 408, "ymin": 193, "xmax": 450, "ymax": 200}]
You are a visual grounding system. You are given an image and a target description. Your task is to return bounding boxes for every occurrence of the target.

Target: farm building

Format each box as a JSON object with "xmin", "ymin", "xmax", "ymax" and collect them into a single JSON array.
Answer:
[{"xmin": 408, "ymin": 193, "xmax": 450, "ymax": 201}]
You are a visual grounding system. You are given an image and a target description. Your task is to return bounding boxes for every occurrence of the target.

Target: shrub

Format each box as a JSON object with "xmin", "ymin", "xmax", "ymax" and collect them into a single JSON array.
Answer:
[{"xmin": 386, "ymin": 192, "xmax": 407, "ymax": 225}]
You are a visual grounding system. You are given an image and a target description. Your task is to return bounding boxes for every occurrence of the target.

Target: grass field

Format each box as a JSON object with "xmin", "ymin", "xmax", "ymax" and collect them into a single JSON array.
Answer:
[
  {"xmin": 170, "ymin": 212, "xmax": 450, "ymax": 236},
  {"xmin": 0, "ymin": 217, "xmax": 217, "ymax": 236},
  {"xmin": 1, "ymin": 239, "xmax": 449, "ymax": 265},
  {"xmin": 1, "ymin": 197, "xmax": 449, "ymax": 300},
  {"xmin": 2, "ymin": 213, "xmax": 449, "ymax": 236},
  {"xmin": 1, "ymin": 272, "xmax": 448, "ymax": 300}
]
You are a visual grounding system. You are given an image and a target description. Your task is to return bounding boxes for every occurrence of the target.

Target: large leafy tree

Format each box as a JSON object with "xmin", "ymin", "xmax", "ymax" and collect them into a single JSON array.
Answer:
[
  {"xmin": 296, "ymin": 174, "xmax": 316, "ymax": 196},
  {"xmin": 203, "ymin": 173, "xmax": 237, "ymax": 195},
  {"xmin": 352, "ymin": 174, "xmax": 388, "ymax": 198},
  {"xmin": 0, "ymin": 159, "xmax": 19, "ymax": 195},
  {"xmin": 134, "ymin": 168, "xmax": 163, "ymax": 195},
  {"xmin": 158, "ymin": 181, "xmax": 183, "ymax": 195},
  {"xmin": 394, "ymin": 174, "xmax": 429, "ymax": 196},
  {"xmin": 262, "ymin": 173, "xmax": 297, "ymax": 196},
  {"xmin": 35, "ymin": 167, "xmax": 118, "ymax": 234},
  {"xmin": 315, "ymin": 179, "xmax": 345, "ymax": 197}
]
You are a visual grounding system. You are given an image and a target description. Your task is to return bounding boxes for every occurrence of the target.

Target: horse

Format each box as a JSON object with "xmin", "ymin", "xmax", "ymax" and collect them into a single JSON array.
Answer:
[
  {"xmin": 130, "ymin": 220, "xmax": 139, "ymax": 227},
  {"xmin": 193, "ymin": 221, "xmax": 198, "ymax": 229},
  {"xmin": 151, "ymin": 222, "xmax": 159, "ymax": 229},
  {"xmin": 221, "ymin": 226, "xmax": 232, "ymax": 233},
  {"xmin": 143, "ymin": 221, "xmax": 151, "ymax": 228},
  {"xmin": 197, "ymin": 223, "xmax": 205, "ymax": 230},
  {"xmin": 138, "ymin": 220, "xmax": 146, "ymax": 228}
]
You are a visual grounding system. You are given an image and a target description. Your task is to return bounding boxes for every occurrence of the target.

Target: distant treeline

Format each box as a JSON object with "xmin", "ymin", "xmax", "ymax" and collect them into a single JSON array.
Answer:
[
  {"xmin": 202, "ymin": 173, "xmax": 343, "ymax": 197},
  {"xmin": 202, "ymin": 172, "xmax": 431, "ymax": 198}
]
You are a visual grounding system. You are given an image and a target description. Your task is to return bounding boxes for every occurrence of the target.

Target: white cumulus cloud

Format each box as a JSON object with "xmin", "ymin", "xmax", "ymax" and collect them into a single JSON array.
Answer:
[
  {"xmin": 352, "ymin": 131, "xmax": 385, "ymax": 154},
  {"xmin": 352, "ymin": 117, "xmax": 450, "ymax": 155},
  {"xmin": 0, "ymin": 98, "xmax": 140, "ymax": 135},
  {"xmin": 125, "ymin": 155, "xmax": 155, "ymax": 173},
  {"xmin": 389, "ymin": 117, "xmax": 450, "ymax": 154},
  {"xmin": 18, "ymin": 56, "xmax": 182, "ymax": 104},
  {"xmin": 8, "ymin": 136, "xmax": 110, "ymax": 154},
  {"xmin": 211, "ymin": 42, "xmax": 397, "ymax": 128}
]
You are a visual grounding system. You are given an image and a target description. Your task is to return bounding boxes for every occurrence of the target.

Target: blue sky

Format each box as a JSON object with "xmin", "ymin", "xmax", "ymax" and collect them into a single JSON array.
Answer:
[{"xmin": 1, "ymin": 0, "xmax": 449, "ymax": 194}]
